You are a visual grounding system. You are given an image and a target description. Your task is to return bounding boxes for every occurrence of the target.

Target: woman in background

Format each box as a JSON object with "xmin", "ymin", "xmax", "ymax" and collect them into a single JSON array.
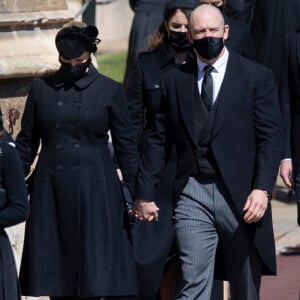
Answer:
[
  {"xmin": 0, "ymin": 109, "xmax": 29, "ymax": 300},
  {"xmin": 125, "ymin": 1, "xmax": 199, "ymax": 299}
]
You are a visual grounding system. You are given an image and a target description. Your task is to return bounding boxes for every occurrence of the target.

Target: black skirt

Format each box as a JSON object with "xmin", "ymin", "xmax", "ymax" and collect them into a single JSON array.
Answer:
[{"xmin": 0, "ymin": 229, "xmax": 20, "ymax": 300}]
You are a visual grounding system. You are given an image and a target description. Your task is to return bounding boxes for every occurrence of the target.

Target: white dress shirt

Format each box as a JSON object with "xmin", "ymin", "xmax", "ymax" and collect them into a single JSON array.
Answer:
[{"xmin": 197, "ymin": 47, "xmax": 229, "ymax": 104}]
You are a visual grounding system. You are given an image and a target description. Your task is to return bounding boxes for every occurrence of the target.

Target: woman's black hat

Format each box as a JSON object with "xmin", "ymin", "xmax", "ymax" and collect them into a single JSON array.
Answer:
[
  {"xmin": 55, "ymin": 25, "xmax": 100, "ymax": 59},
  {"xmin": 164, "ymin": 0, "xmax": 199, "ymax": 19}
]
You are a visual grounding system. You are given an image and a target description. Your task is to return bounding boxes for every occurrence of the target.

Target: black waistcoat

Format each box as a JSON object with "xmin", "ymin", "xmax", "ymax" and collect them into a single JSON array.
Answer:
[{"xmin": 192, "ymin": 84, "xmax": 219, "ymax": 178}]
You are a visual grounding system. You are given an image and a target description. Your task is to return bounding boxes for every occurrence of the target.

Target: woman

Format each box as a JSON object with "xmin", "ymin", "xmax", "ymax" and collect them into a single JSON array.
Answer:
[
  {"xmin": 124, "ymin": 1, "xmax": 199, "ymax": 299},
  {"xmin": 0, "ymin": 109, "xmax": 29, "ymax": 300},
  {"xmin": 16, "ymin": 25, "xmax": 140, "ymax": 300}
]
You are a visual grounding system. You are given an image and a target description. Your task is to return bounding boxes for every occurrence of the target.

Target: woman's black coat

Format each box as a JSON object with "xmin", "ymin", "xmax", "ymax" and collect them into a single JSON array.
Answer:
[
  {"xmin": 125, "ymin": 43, "xmax": 178, "ymax": 300},
  {"xmin": 16, "ymin": 64, "xmax": 140, "ymax": 297},
  {"xmin": 0, "ymin": 133, "xmax": 29, "ymax": 300}
]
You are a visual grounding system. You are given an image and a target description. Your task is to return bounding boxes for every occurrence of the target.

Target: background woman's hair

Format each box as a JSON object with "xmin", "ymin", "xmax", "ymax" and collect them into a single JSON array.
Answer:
[{"xmin": 147, "ymin": 8, "xmax": 192, "ymax": 51}]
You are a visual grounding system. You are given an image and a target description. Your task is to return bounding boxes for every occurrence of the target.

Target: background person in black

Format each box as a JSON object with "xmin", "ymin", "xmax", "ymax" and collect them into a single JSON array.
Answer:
[
  {"xmin": 250, "ymin": 0, "xmax": 300, "ymax": 84},
  {"xmin": 16, "ymin": 25, "xmax": 140, "ymax": 300},
  {"xmin": 223, "ymin": 0, "xmax": 255, "ymax": 24},
  {"xmin": 0, "ymin": 109, "xmax": 29, "ymax": 300},
  {"xmin": 279, "ymin": 31, "xmax": 300, "ymax": 240},
  {"xmin": 125, "ymin": 2, "xmax": 203, "ymax": 299},
  {"xmin": 124, "ymin": 0, "xmax": 169, "ymax": 86}
]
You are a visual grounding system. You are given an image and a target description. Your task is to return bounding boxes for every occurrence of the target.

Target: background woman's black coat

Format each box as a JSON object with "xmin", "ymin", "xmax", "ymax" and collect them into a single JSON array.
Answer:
[
  {"xmin": 0, "ymin": 134, "xmax": 29, "ymax": 300},
  {"xmin": 124, "ymin": 0, "xmax": 169, "ymax": 86},
  {"xmin": 125, "ymin": 43, "xmax": 180, "ymax": 300},
  {"xmin": 16, "ymin": 65, "xmax": 140, "ymax": 297}
]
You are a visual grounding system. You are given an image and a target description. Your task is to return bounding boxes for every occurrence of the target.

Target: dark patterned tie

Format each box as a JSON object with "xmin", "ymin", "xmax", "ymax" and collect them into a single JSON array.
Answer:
[{"xmin": 201, "ymin": 65, "xmax": 214, "ymax": 110}]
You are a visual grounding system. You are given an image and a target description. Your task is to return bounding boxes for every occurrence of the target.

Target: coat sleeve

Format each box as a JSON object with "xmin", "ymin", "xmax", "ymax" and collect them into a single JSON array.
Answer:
[
  {"xmin": 135, "ymin": 81, "xmax": 169, "ymax": 201},
  {"xmin": 0, "ymin": 141, "xmax": 29, "ymax": 228},
  {"xmin": 252, "ymin": 67, "xmax": 282, "ymax": 193},
  {"xmin": 124, "ymin": 57, "xmax": 144, "ymax": 148},
  {"xmin": 109, "ymin": 84, "xmax": 140, "ymax": 193},
  {"xmin": 278, "ymin": 33, "xmax": 292, "ymax": 159},
  {"xmin": 16, "ymin": 80, "xmax": 41, "ymax": 177}
]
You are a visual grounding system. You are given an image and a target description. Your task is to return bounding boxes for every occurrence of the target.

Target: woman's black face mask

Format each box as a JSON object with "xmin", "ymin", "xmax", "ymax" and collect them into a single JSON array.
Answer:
[
  {"xmin": 168, "ymin": 30, "xmax": 192, "ymax": 53},
  {"xmin": 59, "ymin": 58, "xmax": 91, "ymax": 83}
]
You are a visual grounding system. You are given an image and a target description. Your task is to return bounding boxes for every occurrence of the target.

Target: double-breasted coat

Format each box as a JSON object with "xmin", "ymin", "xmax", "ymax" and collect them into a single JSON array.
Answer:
[
  {"xmin": 136, "ymin": 51, "xmax": 282, "ymax": 277},
  {"xmin": 0, "ymin": 133, "xmax": 29, "ymax": 300},
  {"xmin": 16, "ymin": 64, "xmax": 140, "ymax": 297}
]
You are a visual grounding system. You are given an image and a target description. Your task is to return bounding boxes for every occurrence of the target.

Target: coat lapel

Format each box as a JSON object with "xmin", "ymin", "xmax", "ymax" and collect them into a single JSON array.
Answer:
[
  {"xmin": 176, "ymin": 62, "xmax": 198, "ymax": 148},
  {"xmin": 212, "ymin": 53, "xmax": 243, "ymax": 138}
]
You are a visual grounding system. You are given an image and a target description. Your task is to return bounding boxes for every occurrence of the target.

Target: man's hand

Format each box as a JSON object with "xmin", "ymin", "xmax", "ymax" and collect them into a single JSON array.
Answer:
[
  {"xmin": 132, "ymin": 199, "xmax": 159, "ymax": 222},
  {"xmin": 280, "ymin": 160, "xmax": 294, "ymax": 188},
  {"xmin": 243, "ymin": 189, "xmax": 269, "ymax": 224}
]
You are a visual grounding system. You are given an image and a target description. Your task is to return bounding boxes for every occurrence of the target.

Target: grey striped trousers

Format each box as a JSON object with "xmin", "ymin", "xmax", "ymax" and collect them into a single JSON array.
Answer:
[{"xmin": 174, "ymin": 177, "xmax": 261, "ymax": 300}]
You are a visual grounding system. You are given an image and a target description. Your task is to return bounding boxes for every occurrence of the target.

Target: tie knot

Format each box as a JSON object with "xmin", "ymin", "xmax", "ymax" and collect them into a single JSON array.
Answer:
[{"xmin": 204, "ymin": 65, "xmax": 214, "ymax": 74}]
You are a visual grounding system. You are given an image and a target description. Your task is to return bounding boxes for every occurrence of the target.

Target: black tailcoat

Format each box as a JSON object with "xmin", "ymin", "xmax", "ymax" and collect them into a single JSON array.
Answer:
[
  {"xmin": 279, "ymin": 32, "xmax": 300, "ymax": 165},
  {"xmin": 16, "ymin": 65, "xmax": 140, "ymax": 297},
  {"xmin": 136, "ymin": 52, "xmax": 282, "ymax": 277}
]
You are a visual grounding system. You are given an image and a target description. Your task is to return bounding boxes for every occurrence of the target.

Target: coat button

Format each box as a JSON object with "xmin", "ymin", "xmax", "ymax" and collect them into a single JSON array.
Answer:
[
  {"xmin": 57, "ymin": 101, "xmax": 63, "ymax": 107},
  {"xmin": 154, "ymin": 84, "xmax": 160, "ymax": 89},
  {"xmin": 74, "ymin": 143, "xmax": 80, "ymax": 149},
  {"xmin": 56, "ymin": 165, "xmax": 63, "ymax": 171},
  {"xmin": 56, "ymin": 144, "xmax": 62, "ymax": 150},
  {"xmin": 73, "ymin": 165, "xmax": 80, "ymax": 170},
  {"xmin": 56, "ymin": 122, "xmax": 61, "ymax": 129},
  {"xmin": 75, "ymin": 102, "xmax": 82, "ymax": 107}
]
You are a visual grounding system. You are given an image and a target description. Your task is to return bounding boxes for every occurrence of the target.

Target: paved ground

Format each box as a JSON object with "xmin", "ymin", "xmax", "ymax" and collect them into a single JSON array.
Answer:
[{"xmin": 260, "ymin": 183, "xmax": 300, "ymax": 300}]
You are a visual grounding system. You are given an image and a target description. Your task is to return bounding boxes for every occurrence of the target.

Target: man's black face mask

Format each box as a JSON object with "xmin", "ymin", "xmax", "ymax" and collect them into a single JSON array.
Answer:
[{"xmin": 193, "ymin": 37, "xmax": 224, "ymax": 60}]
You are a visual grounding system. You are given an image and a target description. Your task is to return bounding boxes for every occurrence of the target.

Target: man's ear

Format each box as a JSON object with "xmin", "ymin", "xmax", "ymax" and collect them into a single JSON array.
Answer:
[{"xmin": 223, "ymin": 24, "xmax": 229, "ymax": 41}]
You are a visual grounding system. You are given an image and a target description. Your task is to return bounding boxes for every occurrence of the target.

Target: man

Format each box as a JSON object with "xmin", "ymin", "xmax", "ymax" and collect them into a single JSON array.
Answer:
[
  {"xmin": 279, "ymin": 31, "xmax": 300, "ymax": 233},
  {"xmin": 133, "ymin": 4, "xmax": 281, "ymax": 299},
  {"xmin": 199, "ymin": 0, "xmax": 255, "ymax": 60}
]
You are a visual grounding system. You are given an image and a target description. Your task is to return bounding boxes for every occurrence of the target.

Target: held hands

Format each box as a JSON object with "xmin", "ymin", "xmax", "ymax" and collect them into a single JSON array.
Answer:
[
  {"xmin": 132, "ymin": 199, "xmax": 159, "ymax": 222},
  {"xmin": 280, "ymin": 160, "xmax": 294, "ymax": 188},
  {"xmin": 243, "ymin": 189, "xmax": 269, "ymax": 224}
]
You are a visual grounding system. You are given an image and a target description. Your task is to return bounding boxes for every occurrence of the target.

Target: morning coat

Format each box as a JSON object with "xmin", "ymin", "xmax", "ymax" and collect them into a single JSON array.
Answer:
[
  {"xmin": 16, "ymin": 64, "xmax": 140, "ymax": 297},
  {"xmin": 136, "ymin": 51, "xmax": 282, "ymax": 277}
]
